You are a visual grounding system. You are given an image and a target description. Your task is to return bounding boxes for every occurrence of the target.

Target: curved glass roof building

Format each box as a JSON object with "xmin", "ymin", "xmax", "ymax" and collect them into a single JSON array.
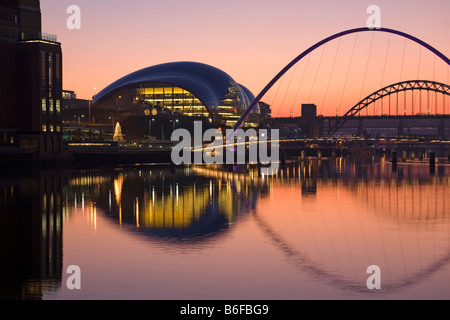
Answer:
[{"xmin": 92, "ymin": 61, "xmax": 260, "ymax": 128}]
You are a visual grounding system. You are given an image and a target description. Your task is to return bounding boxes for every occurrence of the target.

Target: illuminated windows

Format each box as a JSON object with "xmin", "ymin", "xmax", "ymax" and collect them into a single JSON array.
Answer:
[
  {"xmin": 135, "ymin": 84, "xmax": 244, "ymax": 122},
  {"xmin": 41, "ymin": 98, "xmax": 47, "ymax": 131},
  {"xmin": 136, "ymin": 85, "xmax": 210, "ymax": 118},
  {"xmin": 93, "ymin": 62, "xmax": 262, "ymax": 128},
  {"xmin": 49, "ymin": 98, "xmax": 53, "ymax": 114}
]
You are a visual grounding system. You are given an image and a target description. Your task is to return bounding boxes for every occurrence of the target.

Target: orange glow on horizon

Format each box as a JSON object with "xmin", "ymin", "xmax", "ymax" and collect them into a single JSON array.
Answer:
[{"xmin": 40, "ymin": 0, "xmax": 450, "ymax": 117}]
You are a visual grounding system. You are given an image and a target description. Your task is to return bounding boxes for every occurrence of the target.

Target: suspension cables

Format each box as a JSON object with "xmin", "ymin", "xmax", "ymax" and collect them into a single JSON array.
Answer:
[
  {"xmin": 338, "ymin": 33, "xmax": 359, "ymax": 117},
  {"xmin": 321, "ymin": 37, "xmax": 342, "ymax": 115}
]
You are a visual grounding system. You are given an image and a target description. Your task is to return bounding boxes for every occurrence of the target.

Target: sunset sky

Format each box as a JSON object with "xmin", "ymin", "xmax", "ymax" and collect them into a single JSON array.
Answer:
[{"xmin": 40, "ymin": 0, "xmax": 450, "ymax": 116}]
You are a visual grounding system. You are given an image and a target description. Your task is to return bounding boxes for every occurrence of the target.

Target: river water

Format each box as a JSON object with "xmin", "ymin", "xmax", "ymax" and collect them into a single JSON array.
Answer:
[{"xmin": 1, "ymin": 157, "xmax": 449, "ymax": 300}]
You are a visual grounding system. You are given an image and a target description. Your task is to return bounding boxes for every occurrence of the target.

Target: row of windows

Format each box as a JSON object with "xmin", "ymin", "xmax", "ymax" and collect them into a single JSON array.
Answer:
[
  {"xmin": 132, "ymin": 85, "xmax": 258, "ymax": 127},
  {"xmin": 41, "ymin": 99, "xmax": 61, "ymax": 113},
  {"xmin": 41, "ymin": 49, "xmax": 62, "ymax": 133},
  {"xmin": 0, "ymin": 132, "xmax": 15, "ymax": 145},
  {"xmin": 42, "ymin": 98, "xmax": 61, "ymax": 132},
  {"xmin": 0, "ymin": 25, "xmax": 19, "ymax": 40},
  {"xmin": 137, "ymin": 87, "xmax": 192, "ymax": 95},
  {"xmin": 137, "ymin": 86, "xmax": 243, "ymax": 119},
  {"xmin": 0, "ymin": 8, "xmax": 18, "ymax": 23},
  {"xmin": 138, "ymin": 87, "xmax": 209, "ymax": 117},
  {"xmin": 41, "ymin": 51, "xmax": 61, "ymax": 98},
  {"xmin": 41, "ymin": 125, "xmax": 61, "ymax": 133}
]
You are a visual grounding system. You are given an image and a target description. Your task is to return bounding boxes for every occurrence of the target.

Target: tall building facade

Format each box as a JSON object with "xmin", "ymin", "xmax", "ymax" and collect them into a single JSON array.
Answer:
[
  {"xmin": 0, "ymin": 0, "xmax": 62, "ymax": 161},
  {"xmin": 300, "ymin": 104, "xmax": 319, "ymax": 137}
]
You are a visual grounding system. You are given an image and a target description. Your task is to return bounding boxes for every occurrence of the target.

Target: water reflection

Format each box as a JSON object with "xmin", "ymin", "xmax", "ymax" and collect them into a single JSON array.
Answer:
[
  {"xmin": 251, "ymin": 160, "xmax": 450, "ymax": 295},
  {"xmin": 65, "ymin": 167, "xmax": 270, "ymax": 243},
  {"xmin": 0, "ymin": 172, "xmax": 63, "ymax": 299},
  {"xmin": 0, "ymin": 157, "xmax": 449, "ymax": 299}
]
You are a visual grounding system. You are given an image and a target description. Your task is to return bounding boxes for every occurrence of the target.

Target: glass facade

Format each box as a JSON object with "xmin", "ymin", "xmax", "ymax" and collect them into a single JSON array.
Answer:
[
  {"xmin": 92, "ymin": 62, "xmax": 262, "ymax": 129},
  {"xmin": 136, "ymin": 85, "xmax": 210, "ymax": 118},
  {"xmin": 134, "ymin": 82, "xmax": 258, "ymax": 128}
]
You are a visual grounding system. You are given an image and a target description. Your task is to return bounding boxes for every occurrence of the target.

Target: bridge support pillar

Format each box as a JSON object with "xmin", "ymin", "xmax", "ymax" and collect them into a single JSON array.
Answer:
[
  {"xmin": 392, "ymin": 151, "xmax": 398, "ymax": 172},
  {"xmin": 429, "ymin": 152, "xmax": 436, "ymax": 174},
  {"xmin": 281, "ymin": 150, "xmax": 286, "ymax": 167},
  {"xmin": 402, "ymin": 151, "xmax": 407, "ymax": 162},
  {"xmin": 301, "ymin": 151, "xmax": 306, "ymax": 161}
]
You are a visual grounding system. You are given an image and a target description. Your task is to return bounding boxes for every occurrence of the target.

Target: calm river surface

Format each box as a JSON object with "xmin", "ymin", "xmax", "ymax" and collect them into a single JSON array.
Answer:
[{"xmin": 1, "ymin": 157, "xmax": 449, "ymax": 300}]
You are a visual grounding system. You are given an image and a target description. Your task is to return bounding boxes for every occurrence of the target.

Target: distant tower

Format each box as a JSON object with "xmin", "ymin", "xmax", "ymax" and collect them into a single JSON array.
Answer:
[{"xmin": 300, "ymin": 104, "xmax": 319, "ymax": 137}]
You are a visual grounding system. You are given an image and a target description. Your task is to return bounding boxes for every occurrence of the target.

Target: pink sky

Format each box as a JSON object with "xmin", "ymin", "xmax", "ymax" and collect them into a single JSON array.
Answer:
[{"xmin": 41, "ymin": 0, "xmax": 450, "ymax": 116}]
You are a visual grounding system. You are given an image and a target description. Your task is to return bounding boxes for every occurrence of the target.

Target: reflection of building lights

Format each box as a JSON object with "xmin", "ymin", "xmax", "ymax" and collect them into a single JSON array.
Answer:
[
  {"xmin": 109, "ymin": 190, "xmax": 112, "ymax": 211},
  {"xmin": 114, "ymin": 175, "xmax": 124, "ymax": 205},
  {"xmin": 210, "ymin": 180, "xmax": 213, "ymax": 198},
  {"xmin": 152, "ymin": 186, "xmax": 155, "ymax": 204},
  {"xmin": 136, "ymin": 197, "xmax": 140, "ymax": 228},
  {"xmin": 94, "ymin": 205, "xmax": 97, "ymax": 231},
  {"xmin": 90, "ymin": 202, "xmax": 97, "ymax": 231}
]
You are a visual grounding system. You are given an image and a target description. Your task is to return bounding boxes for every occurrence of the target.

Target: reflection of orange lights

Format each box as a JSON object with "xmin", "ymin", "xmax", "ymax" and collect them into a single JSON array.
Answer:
[
  {"xmin": 91, "ymin": 202, "xmax": 97, "ymax": 231},
  {"xmin": 136, "ymin": 197, "xmax": 140, "ymax": 228},
  {"xmin": 114, "ymin": 174, "xmax": 124, "ymax": 205}
]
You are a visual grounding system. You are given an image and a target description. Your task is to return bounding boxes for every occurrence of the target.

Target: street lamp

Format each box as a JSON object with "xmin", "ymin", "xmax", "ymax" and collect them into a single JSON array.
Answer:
[
  {"xmin": 89, "ymin": 87, "xmax": 97, "ymax": 125},
  {"xmin": 149, "ymin": 118, "xmax": 154, "ymax": 137},
  {"xmin": 115, "ymin": 95, "xmax": 122, "ymax": 124}
]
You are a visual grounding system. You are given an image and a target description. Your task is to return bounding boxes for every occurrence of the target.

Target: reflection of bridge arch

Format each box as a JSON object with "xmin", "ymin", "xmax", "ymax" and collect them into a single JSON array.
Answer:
[
  {"xmin": 252, "ymin": 210, "xmax": 450, "ymax": 295},
  {"xmin": 231, "ymin": 27, "xmax": 450, "ymax": 136},
  {"xmin": 328, "ymin": 80, "xmax": 450, "ymax": 136},
  {"xmin": 197, "ymin": 164, "xmax": 450, "ymax": 295}
]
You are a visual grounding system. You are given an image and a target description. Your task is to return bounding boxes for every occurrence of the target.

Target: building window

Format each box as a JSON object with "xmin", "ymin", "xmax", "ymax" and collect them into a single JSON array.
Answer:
[
  {"xmin": 48, "ymin": 54, "xmax": 53, "ymax": 97},
  {"xmin": 42, "ymin": 125, "xmax": 47, "ymax": 132},
  {"xmin": 55, "ymin": 54, "xmax": 60, "ymax": 79},
  {"xmin": 42, "ymin": 98, "xmax": 47, "ymax": 128},
  {"xmin": 56, "ymin": 99, "xmax": 60, "ymax": 114},
  {"xmin": 41, "ymin": 52, "xmax": 46, "ymax": 91},
  {"xmin": 49, "ymin": 125, "xmax": 54, "ymax": 132},
  {"xmin": 48, "ymin": 99, "xmax": 53, "ymax": 128}
]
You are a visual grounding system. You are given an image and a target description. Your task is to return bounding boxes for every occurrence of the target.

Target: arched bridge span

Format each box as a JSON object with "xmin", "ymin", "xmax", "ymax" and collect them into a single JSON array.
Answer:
[
  {"xmin": 230, "ymin": 27, "xmax": 450, "ymax": 138},
  {"xmin": 327, "ymin": 80, "xmax": 450, "ymax": 136}
]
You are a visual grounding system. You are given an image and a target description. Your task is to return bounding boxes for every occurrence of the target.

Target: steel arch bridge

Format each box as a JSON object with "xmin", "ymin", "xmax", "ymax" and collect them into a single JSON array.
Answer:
[
  {"xmin": 327, "ymin": 80, "xmax": 450, "ymax": 136},
  {"xmin": 229, "ymin": 27, "xmax": 450, "ymax": 139}
]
